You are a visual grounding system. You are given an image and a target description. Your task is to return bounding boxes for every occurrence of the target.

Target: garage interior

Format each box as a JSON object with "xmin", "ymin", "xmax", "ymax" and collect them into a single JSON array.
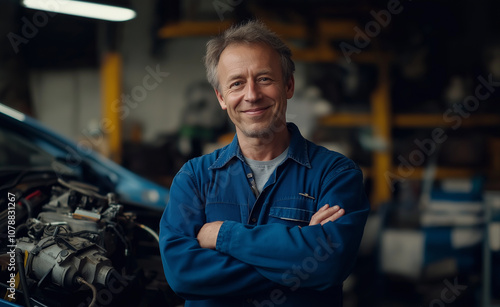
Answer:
[{"xmin": 1, "ymin": 0, "xmax": 500, "ymax": 306}]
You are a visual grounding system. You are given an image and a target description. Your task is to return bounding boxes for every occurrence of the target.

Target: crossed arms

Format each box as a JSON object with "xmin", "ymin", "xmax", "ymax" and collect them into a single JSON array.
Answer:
[{"xmin": 197, "ymin": 204, "xmax": 345, "ymax": 249}]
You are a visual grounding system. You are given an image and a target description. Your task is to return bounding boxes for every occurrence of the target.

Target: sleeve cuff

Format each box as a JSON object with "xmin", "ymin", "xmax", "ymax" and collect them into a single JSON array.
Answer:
[{"xmin": 215, "ymin": 220, "xmax": 236, "ymax": 254}]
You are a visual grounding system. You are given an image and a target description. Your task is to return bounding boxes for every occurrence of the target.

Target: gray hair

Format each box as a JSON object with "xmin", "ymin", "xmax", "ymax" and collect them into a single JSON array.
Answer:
[{"xmin": 204, "ymin": 20, "xmax": 295, "ymax": 91}]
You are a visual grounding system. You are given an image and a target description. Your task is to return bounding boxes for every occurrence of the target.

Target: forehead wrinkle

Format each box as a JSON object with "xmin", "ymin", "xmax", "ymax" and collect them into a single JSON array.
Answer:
[{"xmin": 226, "ymin": 68, "xmax": 273, "ymax": 81}]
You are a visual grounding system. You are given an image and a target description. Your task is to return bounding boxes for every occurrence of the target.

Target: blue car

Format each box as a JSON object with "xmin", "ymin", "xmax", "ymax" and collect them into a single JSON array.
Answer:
[
  {"xmin": 0, "ymin": 103, "xmax": 183, "ymax": 307},
  {"xmin": 0, "ymin": 103, "xmax": 169, "ymax": 210}
]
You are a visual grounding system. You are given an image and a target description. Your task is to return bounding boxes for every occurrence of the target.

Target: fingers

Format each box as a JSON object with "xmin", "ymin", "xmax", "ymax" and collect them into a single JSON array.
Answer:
[
  {"xmin": 320, "ymin": 207, "xmax": 344, "ymax": 225},
  {"xmin": 309, "ymin": 204, "xmax": 344, "ymax": 226},
  {"xmin": 309, "ymin": 204, "xmax": 330, "ymax": 225}
]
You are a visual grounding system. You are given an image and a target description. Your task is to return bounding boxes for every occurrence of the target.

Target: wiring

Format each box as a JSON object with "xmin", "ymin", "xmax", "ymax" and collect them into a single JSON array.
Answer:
[{"xmin": 15, "ymin": 249, "xmax": 32, "ymax": 307}]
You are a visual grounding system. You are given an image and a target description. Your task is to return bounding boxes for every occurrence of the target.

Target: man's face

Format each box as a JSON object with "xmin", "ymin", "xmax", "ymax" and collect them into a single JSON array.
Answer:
[{"xmin": 214, "ymin": 42, "xmax": 294, "ymax": 140}]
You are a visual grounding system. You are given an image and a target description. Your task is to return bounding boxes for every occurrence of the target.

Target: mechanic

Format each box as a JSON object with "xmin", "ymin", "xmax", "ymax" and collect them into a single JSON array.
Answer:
[{"xmin": 159, "ymin": 20, "xmax": 370, "ymax": 307}]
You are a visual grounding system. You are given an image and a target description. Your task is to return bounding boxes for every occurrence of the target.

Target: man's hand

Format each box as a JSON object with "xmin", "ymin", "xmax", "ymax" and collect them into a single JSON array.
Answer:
[
  {"xmin": 309, "ymin": 204, "xmax": 344, "ymax": 226},
  {"xmin": 197, "ymin": 221, "xmax": 223, "ymax": 249}
]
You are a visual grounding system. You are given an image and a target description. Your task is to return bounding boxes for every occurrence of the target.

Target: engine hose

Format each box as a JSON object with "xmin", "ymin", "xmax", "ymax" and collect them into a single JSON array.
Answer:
[
  {"xmin": 76, "ymin": 277, "xmax": 97, "ymax": 307},
  {"xmin": 15, "ymin": 249, "xmax": 32, "ymax": 307},
  {"xmin": 19, "ymin": 199, "xmax": 32, "ymax": 219},
  {"xmin": 135, "ymin": 223, "xmax": 160, "ymax": 244},
  {"xmin": 57, "ymin": 178, "xmax": 107, "ymax": 200}
]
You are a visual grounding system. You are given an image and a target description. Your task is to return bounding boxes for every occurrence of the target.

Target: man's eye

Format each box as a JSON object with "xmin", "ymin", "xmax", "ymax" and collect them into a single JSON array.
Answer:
[
  {"xmin": 259, "ymin": 77, "xmax": 271, "ymax": 82},
  {"xmin": 230, "ymin": 82, "xmax": 242, "ymax": 88}
]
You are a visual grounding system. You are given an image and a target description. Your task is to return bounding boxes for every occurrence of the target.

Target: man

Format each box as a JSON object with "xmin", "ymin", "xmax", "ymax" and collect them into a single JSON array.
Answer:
[{"xmin": 159, "ymin": 20, "xmax": 370, "ymax": 306}]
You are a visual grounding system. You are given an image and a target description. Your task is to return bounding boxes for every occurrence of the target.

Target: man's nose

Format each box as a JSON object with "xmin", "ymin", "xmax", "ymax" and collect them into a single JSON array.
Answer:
[{"xmin": 244, "ymin": 80, "xmax": 261, "ymax": 102}]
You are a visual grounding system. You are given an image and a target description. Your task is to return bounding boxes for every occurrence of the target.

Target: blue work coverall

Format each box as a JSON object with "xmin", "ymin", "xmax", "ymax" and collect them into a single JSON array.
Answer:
[{"xmin": 159, "ymin": 123, "xmax": 370, "ymax": 306}]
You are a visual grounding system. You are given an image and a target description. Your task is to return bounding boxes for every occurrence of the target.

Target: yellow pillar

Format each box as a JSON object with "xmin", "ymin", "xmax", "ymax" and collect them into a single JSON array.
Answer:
[
  {"xmin": 371, "ymin": 58, "xmax": 392, "ymax": 208},
  {"xmin": 100, "ymin": 51, "xmax": 122, "ymax": 163}
]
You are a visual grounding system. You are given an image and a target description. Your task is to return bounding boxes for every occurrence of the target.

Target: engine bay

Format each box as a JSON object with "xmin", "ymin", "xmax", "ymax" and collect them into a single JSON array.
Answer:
[{"xmin": 0, "ymin": 172, "xmax": 182, "ymax": 307}]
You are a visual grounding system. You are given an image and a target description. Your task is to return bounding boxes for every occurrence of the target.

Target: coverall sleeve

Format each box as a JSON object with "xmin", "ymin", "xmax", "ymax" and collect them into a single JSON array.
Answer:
[
  {"xmin": 159, "ymin": 168, "xmax": 276, "ymax": 300},
  {"xmin": 215, "ymin": 168, "xmax": 370, "ymax": 291}
]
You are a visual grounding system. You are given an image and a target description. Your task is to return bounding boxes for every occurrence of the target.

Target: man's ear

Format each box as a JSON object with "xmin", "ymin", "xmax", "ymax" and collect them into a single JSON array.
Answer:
[
  {"xmin": 286, "ymin": 75, "xmax": 295, "ymax": 99},
  {"xmin": 215, "ymin": 88, "xmax": 227, "ymax": 110}
]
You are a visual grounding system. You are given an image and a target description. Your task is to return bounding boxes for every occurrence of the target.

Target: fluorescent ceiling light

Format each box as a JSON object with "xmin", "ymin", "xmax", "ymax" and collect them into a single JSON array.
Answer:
[{"xmin": 22, "ymin": 0, "xmax": 136, "ymax": 22}]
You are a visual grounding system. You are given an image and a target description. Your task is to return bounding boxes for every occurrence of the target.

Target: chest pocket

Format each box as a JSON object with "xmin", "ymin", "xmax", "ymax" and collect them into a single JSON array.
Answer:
[
  {"xmin": 205, "ymin": 202, "xmax": 243, "ymax": 223},
  {"xmin": 268, "ymin": 205, "xmax": 315, "ymax": 227}
]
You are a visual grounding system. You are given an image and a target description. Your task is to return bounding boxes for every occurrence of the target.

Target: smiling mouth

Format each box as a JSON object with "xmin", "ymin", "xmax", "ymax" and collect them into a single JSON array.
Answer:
[{"xmin": 242, "ymin": 106, "xmax": 271, "ymax": 115}]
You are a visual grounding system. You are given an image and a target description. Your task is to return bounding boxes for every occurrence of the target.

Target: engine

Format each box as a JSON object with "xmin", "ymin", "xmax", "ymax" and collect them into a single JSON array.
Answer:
[{"xmin": 0, "ymin": 177, "xmax": 181, "ymax": 307}]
